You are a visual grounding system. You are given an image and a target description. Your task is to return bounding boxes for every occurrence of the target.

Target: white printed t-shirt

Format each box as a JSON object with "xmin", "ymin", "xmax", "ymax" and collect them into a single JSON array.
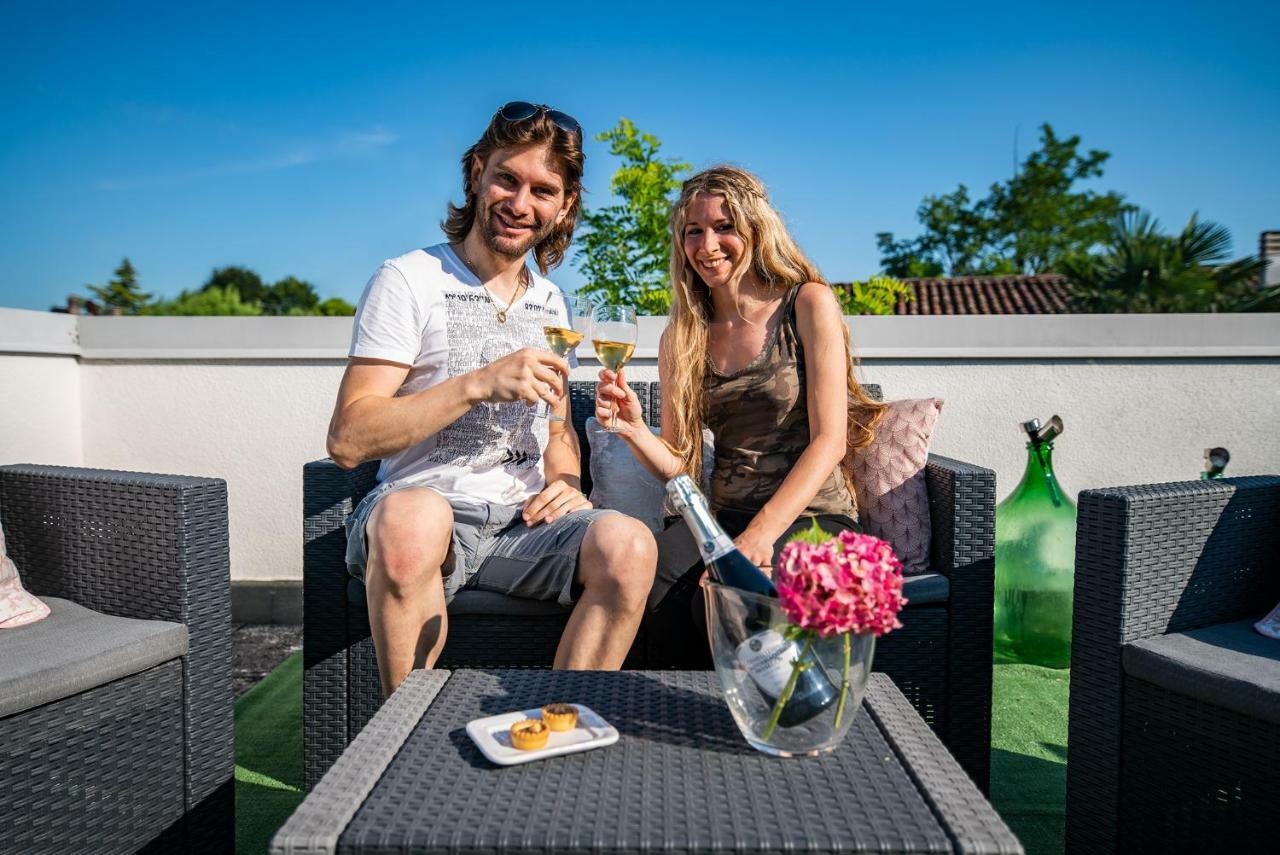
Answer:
[{"xmin": 349, "ymin": 243, "xmax": 573, "ymax": 505}]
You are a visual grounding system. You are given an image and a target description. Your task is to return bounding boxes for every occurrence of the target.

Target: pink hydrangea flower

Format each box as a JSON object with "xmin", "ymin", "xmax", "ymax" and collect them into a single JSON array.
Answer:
[{"xmin": 775, "ymin": 530, "xmax": 907, "ymax": 638}]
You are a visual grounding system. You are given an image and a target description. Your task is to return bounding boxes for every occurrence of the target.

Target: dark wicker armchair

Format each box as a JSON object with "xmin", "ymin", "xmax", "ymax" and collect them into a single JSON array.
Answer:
[
  {"xmin": 0, "ymin": 464, "xmax": 234, "ymax": 854},
  {"xmin": 304, "ymin": 381, "xmax": 995, "ymax": 792},
  {"xmin": 1066, "ymin": 475, "xmax": 1280, "ymax": 852}
]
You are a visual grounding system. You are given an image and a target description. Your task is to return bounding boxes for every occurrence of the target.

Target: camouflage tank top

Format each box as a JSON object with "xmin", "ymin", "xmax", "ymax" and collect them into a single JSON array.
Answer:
[{"xmin": 704, "ymin": 285, "xmax": 857, "ymax": 518}]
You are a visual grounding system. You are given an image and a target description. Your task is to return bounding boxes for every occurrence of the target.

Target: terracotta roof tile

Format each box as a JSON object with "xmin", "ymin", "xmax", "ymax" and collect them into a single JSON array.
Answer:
[{"xmin": 834, "ymin": 274, "xmax": 1073, "ymax": 315}]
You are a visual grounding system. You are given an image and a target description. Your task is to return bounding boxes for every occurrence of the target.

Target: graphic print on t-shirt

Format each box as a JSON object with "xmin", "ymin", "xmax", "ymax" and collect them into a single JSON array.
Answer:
[{"xmin": 429, "ymin": 289, "xmax": 562, "ymax": 474}]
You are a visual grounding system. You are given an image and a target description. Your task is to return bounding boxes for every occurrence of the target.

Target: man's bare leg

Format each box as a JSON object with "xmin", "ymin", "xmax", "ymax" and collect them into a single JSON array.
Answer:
[
  {"xmin": 555, "ymin": 514, "xmax": 657, "ymax": 669},
  {"xmin": 364, "ymin": 488, "xmax": 454, "ymax": 696}
]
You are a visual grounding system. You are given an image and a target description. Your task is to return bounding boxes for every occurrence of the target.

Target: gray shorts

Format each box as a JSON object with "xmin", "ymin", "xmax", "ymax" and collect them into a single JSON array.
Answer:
[{"xmin": 345, "ymin": 481, "xmax": 618, "ymax": 607}]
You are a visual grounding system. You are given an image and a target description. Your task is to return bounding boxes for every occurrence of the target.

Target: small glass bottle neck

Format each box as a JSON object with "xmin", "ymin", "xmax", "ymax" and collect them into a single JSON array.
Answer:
[
  {"xmin": 1023, "ymin": 440, "xmax": 1066, "ymax": 505},
  {"xmin": 1027, "ymin": 440, "xmax": 1055, "ymax": 473}
]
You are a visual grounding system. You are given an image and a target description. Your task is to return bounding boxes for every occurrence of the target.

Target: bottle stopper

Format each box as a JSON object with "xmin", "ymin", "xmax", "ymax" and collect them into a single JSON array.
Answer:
[
  {"xmin": 1021, "ymin": 416, "xmax": 1063, "ymax": 443},
  {"xmin": 1203, "ymin": 447, "xmax": 1230, "ymax": 478}
]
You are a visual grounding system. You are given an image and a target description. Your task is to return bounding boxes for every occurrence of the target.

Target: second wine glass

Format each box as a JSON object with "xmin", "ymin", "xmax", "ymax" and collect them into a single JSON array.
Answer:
[
  {"xmin": 592, "ymin": 304, "xmax": 638, "ymax": 433},
  {"xmin": 536, "ymin": 294, "xmax": 596, "ymax": 421}
]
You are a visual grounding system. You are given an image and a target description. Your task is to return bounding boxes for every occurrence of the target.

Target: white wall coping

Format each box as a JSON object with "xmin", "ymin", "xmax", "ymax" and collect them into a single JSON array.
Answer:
[
  {"xmin": 2, "ymin": 306, "xmax": 1278, "ymax": 361},
  {"xmin": 0, "ymin": 309, "xmax": 79, "ymax": 356}
]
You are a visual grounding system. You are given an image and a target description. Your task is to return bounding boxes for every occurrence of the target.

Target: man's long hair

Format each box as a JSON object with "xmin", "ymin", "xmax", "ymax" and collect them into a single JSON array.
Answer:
[
  {"xmin": 442, "ymin": 108, "xmax": 584, "ymax": 274},
  {"xmin": 663, "ymin": 166, "xmax": 884, "ymax": 497}
]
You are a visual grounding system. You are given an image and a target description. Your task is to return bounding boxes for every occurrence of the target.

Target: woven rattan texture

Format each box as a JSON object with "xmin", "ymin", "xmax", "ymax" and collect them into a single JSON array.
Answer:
[
  {"xmin": 866, "ymin": 673, "xmax": 1022, "ymax": 854},
  {"xmin": 338, "ymin": 669, "xmax": 983, "ymax": 854},
  {"xmin": 1120, "ymin": 676, "xmax": 1279, "ymax": 852},
  {"xmin": 874, "ymin": 606, "xmax": 948, "ymax": 728},
  {"xmin": 301, "ymin": 383, "xmax": 995, "ymax": 793},
  {"xmin": 1066, "ymin": 476, "xmax": 1280, "ymax": 852},
  {"xmin": 0, "ymin": 464, "xmax": 234, "ymax": 851},
  {"xmin": 924, "ymin": 454, "xmax": 996, "ymax": 792},
  {"xmin": 274, "ymin": 671, "xmax": 450, "ymax": 855},
  {"xmin": 304, "ymin": 459, "xmax": 378, "ymax": 789},
  {"xmin": 0, "ymin": 661, "xmax": 185, "ymax": 854}
]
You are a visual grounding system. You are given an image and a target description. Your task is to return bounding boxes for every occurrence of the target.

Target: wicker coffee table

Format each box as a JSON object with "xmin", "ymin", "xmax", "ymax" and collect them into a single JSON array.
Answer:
[{"xmin": 273, "ymin": 670, "xmax": 1020, "ymax": 854}]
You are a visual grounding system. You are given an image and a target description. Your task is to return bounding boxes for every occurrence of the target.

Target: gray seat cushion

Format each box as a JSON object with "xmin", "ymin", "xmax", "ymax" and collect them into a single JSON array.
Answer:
[
  {"xmin": 347, "ymin": 578, "xmax": 568, "ymax": 617},
  {"xmin": 0, "ymin": 597, "xmax": 188, "ymax": 718},
  {"xmin": 1123, "ymin": 618, "xmax": 1280, "ymax": 725},
  {"xmin": 902, "ymin": 572, "xmax": 950, "ymax": 606}
]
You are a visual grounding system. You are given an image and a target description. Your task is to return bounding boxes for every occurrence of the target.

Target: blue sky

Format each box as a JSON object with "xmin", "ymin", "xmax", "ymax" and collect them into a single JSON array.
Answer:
[{"xmin": 1, "ymin": 1, "xmax": 1277, "ymax": 311}]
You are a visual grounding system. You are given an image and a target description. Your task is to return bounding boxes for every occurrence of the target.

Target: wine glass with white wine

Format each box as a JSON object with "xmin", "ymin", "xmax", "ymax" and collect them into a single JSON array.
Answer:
[
  {"xmin": 591, "ymin": 304, "xmax": 638, "ymax": 433},
  {"xmin": 535, "ymin": 294, "xmax": 596, "ymax": 421}
]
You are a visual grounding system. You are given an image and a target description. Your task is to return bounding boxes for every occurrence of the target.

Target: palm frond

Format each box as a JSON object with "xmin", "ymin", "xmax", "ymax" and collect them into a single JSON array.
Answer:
[{"xmin": 1176, "ymin": 213, "xmax": 1234, "ymax": 266}]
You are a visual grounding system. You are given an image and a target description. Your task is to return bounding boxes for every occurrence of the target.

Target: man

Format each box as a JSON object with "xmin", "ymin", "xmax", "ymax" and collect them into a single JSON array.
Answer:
[{"xmin": 327, "ymin": 102, "xmax": 657, "ymax": 697}]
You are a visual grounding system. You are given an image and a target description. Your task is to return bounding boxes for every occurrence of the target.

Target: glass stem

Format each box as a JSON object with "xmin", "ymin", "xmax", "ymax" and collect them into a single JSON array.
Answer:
[{"xmin": 834, "ymin": 632, "xmax": 851, "ymax": 727}]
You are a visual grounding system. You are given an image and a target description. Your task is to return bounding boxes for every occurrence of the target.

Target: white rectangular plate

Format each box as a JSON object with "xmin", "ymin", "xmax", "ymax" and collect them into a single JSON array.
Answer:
[{"xmin": 466, "ymin": 703, "xmax": 619, "ymax": 766}]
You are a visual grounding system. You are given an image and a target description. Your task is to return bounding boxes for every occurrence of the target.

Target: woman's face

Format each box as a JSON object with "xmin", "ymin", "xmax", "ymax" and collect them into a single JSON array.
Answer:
[{"xmin": 682, "ymin": 193, "xmax": 747, "ymax": 289}]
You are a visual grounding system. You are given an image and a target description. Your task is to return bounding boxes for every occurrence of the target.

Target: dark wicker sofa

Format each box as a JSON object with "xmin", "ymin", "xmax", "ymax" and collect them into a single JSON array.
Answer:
[
  {"xmin": 0, "ymin": 464, "xmax": 233, "ymax": 854},
  {"xmin": 304, "ymin": 381, "xmax": 996, "ymax": 792},
  {"xmin": 1066, "ymin": 475, "xmax": 1280, "ymax": 852}
]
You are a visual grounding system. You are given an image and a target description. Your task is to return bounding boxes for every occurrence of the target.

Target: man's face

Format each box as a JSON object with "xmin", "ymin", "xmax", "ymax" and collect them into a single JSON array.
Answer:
[{"xmin": 471, "ymin": 143, "xmax": 575, "ymax": 259}]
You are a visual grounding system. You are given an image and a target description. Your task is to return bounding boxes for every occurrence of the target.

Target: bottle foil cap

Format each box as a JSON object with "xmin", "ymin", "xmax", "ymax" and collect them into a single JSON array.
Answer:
[{"xmin": 664, "ymin": 474, "xmax": 705, "ymax": 514}]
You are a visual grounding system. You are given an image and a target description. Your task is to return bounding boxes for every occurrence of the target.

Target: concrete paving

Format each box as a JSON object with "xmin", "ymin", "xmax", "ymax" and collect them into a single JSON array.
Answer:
[{"xmin": 233, "ymin": 624, "xmax": 301, "ymax": 698}]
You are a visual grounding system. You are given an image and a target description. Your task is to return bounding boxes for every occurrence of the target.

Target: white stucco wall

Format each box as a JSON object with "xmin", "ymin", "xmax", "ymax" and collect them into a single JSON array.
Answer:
[
  {"xmin": 2, "ymin": 307, "xmax": 1278, "ymax": 582},
  {"xmin": 857, "ymin": 360, "xmax": 1279, "ymax": 500},
  {"xmin": 78, "ymin": 362, "xmax": 344, "ymax": 583},
  {"xmin": 0, "ymin": 311, "xmax": 82, "ymax": 467},
  {"xmin": 0, "ymin": 354, "xmax": 83, "ymax": 467}
]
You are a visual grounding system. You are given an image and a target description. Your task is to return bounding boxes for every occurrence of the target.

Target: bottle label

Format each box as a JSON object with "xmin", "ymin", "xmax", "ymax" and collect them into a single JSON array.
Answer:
[{"xmin": 736, "ymin": 630, "xmax": 799, "ymax": 698}]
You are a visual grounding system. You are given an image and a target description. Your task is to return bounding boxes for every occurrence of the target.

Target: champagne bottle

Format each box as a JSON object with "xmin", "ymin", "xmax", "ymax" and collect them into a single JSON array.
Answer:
[{"xmin": 665, "ymin": 475, "xmax": 837, "ymax": 727}]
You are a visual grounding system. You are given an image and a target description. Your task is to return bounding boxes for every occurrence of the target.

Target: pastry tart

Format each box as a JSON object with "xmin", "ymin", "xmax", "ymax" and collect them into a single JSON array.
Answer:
[
  {"xmin": 509, "ymin": 719, "xmax": 549, "ymax": 750},
  {"xmin": 540, "ymin": 703, "xmax": 579, "ymax": 732}
]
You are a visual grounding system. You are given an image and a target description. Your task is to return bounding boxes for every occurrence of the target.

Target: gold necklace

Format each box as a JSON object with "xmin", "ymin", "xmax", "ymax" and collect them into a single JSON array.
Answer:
[{"xmin": 455, "ymin": 242, "xmax": 528, "ymax": 324}]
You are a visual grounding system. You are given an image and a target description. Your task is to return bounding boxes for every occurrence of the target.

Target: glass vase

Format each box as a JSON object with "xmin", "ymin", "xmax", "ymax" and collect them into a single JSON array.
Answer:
[
  {"xmin": 704, "ymin": 582, "xmax": 876, "ymax": 757},
  {"xmin": 993, "ymin": 439, "xmax": 1076, "ymax": 668}
]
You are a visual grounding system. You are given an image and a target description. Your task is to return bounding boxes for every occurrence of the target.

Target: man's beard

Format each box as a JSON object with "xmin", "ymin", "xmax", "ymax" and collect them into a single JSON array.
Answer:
[{"xmin": 477, "ymin": 200, "xmax": 556, "ymax": 260}]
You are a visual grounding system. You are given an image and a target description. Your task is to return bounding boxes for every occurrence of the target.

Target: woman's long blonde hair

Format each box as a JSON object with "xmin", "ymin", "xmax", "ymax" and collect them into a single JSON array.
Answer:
[{"xmin": 663, "ymin": 166, "xmax": 883, "ymax": 495}]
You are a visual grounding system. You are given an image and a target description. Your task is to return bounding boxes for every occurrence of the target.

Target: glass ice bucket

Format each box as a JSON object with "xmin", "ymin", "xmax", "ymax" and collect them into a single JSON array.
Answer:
[{"xmin": 704, "ymin": 582, "xmax": 876, "ymax": 757}]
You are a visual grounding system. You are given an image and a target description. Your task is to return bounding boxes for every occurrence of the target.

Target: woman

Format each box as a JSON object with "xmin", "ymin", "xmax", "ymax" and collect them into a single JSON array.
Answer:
[{"xmin": 595, "ymin": 166, "xmax": 882, "ymax": 659}]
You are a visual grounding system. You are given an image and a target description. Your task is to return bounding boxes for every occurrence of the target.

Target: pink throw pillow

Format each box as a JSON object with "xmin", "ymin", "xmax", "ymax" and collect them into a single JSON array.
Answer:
[
  {"xmin": 0, "ymin": 517, "xmax": 50, "ymax": 628},
  {"xmin": 849, "ymin": 398, "xmax": 944, "ymax": 575}
]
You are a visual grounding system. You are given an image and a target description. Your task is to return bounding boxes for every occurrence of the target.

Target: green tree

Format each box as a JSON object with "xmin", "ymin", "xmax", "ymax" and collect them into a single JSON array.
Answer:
[
  {"xmin": 142, "ymin": 285, "xmax": 264, "ymax": 316},
  {"xmin": 573, "ymin": 119, "xmax": 690, "ymax": 314},
  {"xmin": 263, "ymin": 276, "xmax": 320, "ymax": 315},
  {"xmin": 87, "ymin": 257, "xmax": 152, "ymax": 314},
  {"xmin": 876, "ymin": 188, "xmax": 996, "ymax": 278},
  {"xmin": 836, "ymin": 275, "xmax": 914, "ymax": 315},
  {"xmin": 202, "ymin": 265, "xmax": 267, "ymax": 303},
  {"xmin": 1062, "ymin": 210, "xmax": 1267, "ymax": 312},
  {"xmin": 315, "ymin": 297, "xmax": 357, "ymax": 316},
  {"xmin": 878, "ymin": 124, "xmax": 1130, "ymax": 276}
]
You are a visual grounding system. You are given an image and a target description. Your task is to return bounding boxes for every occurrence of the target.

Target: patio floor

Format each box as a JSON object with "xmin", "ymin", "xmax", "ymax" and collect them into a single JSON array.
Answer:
[
  {"xmin": 233, "ymin": 654, "xmax": 1069, "ymax": 854},
  {"xmin": 232, "ymin": 624, "xmax": 301, "ymax": 699}
]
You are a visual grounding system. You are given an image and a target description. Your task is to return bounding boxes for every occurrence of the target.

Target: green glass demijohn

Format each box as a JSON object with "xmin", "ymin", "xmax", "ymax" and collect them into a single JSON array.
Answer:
[{"xmin": 993, "ymin": 416, "xmax": 1076, "ymax": 668}]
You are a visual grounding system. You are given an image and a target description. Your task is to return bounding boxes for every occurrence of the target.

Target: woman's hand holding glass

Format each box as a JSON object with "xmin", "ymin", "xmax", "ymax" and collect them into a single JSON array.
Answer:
[
  {"xmin": 591, "ymin": 304, "xmax": 638, "ymax": 432},
  {"xmin": 594, "ymin": 368, "xmax": 646, "ymax": 436}
]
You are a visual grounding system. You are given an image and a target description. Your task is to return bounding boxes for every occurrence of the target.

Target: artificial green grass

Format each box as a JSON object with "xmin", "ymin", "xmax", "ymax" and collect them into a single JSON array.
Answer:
[
  {"xmin": 233, "ymin": 656, "xmax": 1070, "ymax": 854},
  {"xmin": 990, "ymin": 664, "xmax": 1070, "ymax": 855},
  {"xmin": 234, "ymin": 651, "xmax": 304, "ymax": 854}
]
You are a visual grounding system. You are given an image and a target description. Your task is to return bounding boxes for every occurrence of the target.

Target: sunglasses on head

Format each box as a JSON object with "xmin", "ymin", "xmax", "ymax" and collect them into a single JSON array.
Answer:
[{"xmin": 498, "ymin": 101, "xmax": 582, "ymax": 139}]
